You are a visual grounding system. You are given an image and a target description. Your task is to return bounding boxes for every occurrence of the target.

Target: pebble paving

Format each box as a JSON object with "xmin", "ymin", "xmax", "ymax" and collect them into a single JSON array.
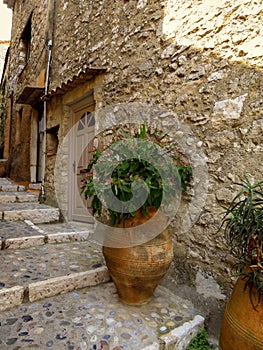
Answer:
[
  {"xmin": 0, "ymin": 241, "xmax": 104, "ymax": 289},
  {"xmin": 0, "ymin": 220, "xmax": 39, "ymax": 239},
  {"xmin": 0, "ymin": 221, "xmax": 94, "ymax": 240},
  {"xmin": 0, "ymin": 178, "xmax": 206, "ymax": 349},
  {"xmin": 0, "ymin": 282, "xmax": 198, "ymax": 350}
]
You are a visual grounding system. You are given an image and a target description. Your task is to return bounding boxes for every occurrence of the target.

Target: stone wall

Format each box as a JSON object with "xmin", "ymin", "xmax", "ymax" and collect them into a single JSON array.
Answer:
[
  {"xmin": 49, "ymin": 0, "xmax": 263, "ymax": 335},
  {"xmin": 50, "ymin": 1, "xmax": 263, "ymax": 257},
  {"xmin": 0, "ymin": 41, "xmax": 9, "ymax": 78},
  {"xmin": 5, "ymin": 0, "xmax": 263, "ymax": 336},
  {"xmin": 5, "ymin": 0, "xmax": 51, "ymax": 181},
  {"xmin": 7, "ymin": 0, "xmax": 49, "ymax": 97}
]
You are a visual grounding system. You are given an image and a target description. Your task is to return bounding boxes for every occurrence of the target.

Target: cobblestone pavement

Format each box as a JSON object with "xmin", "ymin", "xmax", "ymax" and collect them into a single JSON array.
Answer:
[
  {"xmin": 0, "ymin": 283, "xmax": 200, "ymax": 350},
  {"xmin": 0, "ymin": 220, "xmax": 94, "ymax": 240},
  {"xmin": 0, "ymin": 220, "xmax": 38, "ymax": 239},
  {"xmin": 0, "ymin": 241, "xmax": 104, "ymax": 289},
  {"xmin": 0, "ymin": 178, "xmax": 206, "ymax": 349}
]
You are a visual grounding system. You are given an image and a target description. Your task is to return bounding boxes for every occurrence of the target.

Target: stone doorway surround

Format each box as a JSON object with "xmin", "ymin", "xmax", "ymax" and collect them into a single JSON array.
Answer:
[{"xmin": 53, "ymin": 74, "xmax": 104, "ymax": 223}]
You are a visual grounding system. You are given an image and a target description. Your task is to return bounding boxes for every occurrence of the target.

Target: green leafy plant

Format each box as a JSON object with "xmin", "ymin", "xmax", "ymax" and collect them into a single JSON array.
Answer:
[
  {"xmin": 219, "ymin": 176, "xmax": 263, "ymax": 308},
  {"xmin": 80, "ymin": 124, "xmax": 192, "ymax": 226},
  {"xmin": 187, "ymin": 328, "xmax": 215, "ymax": 350}
]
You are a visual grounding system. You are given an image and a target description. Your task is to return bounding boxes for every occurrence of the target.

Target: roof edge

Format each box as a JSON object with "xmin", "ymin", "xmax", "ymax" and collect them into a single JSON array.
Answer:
[
  {"xmin": 3, "ymin": 0, "xmax": 16, "ymax": 10},
  {"xmin": 45, "ymin": 67, "xmax": 107, "ymax": 99}
]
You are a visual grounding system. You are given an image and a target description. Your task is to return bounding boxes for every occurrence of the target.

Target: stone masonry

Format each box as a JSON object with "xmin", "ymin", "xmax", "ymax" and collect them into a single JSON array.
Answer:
[
  {"xmin": 2, "ymin": 0, "xmax": 263, "ymax": 337},
  {"xmin": 0, "ymin": 41, "xmax": 9, "ymax": 78}
]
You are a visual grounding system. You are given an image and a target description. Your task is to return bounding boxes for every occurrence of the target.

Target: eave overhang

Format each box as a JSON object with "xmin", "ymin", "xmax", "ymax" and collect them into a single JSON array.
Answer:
[
  {"xmin": 16, "ymin": 86, "xmax": 44, "ymax": 106},
  {"xmin": 44, "ymin": 67, "xmax": 107, "ymax": 99},
  {"xmin": 3, "ymin": 0, "xmax": 16, "ymax": 9}
]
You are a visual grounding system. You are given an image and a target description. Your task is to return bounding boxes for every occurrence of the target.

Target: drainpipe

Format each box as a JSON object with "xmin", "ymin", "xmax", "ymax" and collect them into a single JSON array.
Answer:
[{"xmin": 41, "ymin": 39, "xmax": 52, "ymax": 197}]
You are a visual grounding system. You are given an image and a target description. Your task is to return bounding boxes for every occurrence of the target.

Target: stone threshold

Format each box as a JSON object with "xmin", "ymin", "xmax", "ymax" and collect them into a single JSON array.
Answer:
[{"xmin": 0, "ymin": 267, "xmax": 110, "ymax": 311}]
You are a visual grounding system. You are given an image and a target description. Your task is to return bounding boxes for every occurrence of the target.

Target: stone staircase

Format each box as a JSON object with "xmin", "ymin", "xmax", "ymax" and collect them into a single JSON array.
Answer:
[
  {"xmin": 0, "ymin": 178, "xmax": 205, "ymax": 350},
  {"xmin": 0, "ymin": 178, "xmax": 60, "ymax": 223}
]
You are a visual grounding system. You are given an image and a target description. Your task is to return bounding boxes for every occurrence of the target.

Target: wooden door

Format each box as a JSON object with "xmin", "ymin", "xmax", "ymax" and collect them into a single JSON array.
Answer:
[{"xmin": 69, "ymin": 107, "xmax": 95, "ymax": 222}]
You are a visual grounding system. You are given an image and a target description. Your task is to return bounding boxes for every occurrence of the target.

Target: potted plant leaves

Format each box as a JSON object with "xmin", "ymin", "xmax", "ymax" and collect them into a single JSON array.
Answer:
[
  {"xmin": 80, "ymin": 124, "xmax": 192, "ymax": 305},
  {"xmin": 219, "ymin": 176, "xmax": 263, "ymax": 350}
]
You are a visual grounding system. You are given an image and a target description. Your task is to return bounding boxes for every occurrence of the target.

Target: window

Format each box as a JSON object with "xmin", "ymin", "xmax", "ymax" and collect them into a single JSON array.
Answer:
[
  {"xmin": 77, "ymin": 112, "xmax": 95, "ymax": 131},
  {"xmin": 19, "ymin": 14, "xmax": 32, "ymax": 63},
  {"xmin": 47, "ymin": 125, "xmax": 59, "ymax": 156}
]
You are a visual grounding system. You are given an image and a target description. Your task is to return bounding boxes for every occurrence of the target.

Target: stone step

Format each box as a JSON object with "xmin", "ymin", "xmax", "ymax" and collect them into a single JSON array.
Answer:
[
  {"xmin": 0, "ymin": 220, "xmax": 94, "ymax": 249},
  {"xmin": 0, "ymin": 177, "xmax": 26, "ymax": 192},
  {"xmin": 0, "ymin": 240, "xmax": 108, "ymax": 311},
  {"xmin": 0, "ymin": 183, "xmax": 26, "ymax": 192},
  {"xmin": 0, "ymin": 191, "xmax": 39, "ymax": 204},
  {"xmin": 0, "ymin": 282, "xmax": 204, "ymax": 350},
  {"xmin": 28, "ymin": 183, "xmax": 42, "ymax": 191},
  {"xmin": 0, "ymin": 202, "xmax": 60, "ymax": 223},
  {"xmin": 0, "ymin": 178, "xmax": 41, "ymax": 193}
]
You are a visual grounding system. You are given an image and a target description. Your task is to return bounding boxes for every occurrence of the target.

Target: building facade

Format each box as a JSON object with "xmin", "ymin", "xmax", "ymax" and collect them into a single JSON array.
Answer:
[
  {"xmin": 0, "ymin": 41, "xmax": 10, "ymax": 78},
  {"xmin": 2, "ymin": 0, "xmax": 263, "ymax": 335},
  {"xmin": 0, "ymin": 41, "xmax": 10, "ymax": 161}
]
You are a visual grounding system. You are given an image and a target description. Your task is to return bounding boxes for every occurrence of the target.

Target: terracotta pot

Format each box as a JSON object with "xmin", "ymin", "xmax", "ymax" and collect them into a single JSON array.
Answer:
[
  {"xmin": 102, "ymin": 207, "xmax": 174, "ymax": 305},
  {"xmin": 219, "ymin": 274, "xmax": 263, "ymax": 350}
]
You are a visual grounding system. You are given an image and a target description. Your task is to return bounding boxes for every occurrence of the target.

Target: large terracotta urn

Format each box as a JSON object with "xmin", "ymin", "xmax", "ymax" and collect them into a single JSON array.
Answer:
[
  {"xmin": 102, "ymin": 207, "xmax": 174, "ymax": 305},
  {"xmin": 219, "ymin": 274, "xmax": 263, "ymax": 350}
]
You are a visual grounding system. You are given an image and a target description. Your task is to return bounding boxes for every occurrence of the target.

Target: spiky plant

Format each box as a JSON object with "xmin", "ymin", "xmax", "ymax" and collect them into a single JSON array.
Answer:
[{"xmin": 220, "ymin": 176, "xmax": 263, "ymax": 308}]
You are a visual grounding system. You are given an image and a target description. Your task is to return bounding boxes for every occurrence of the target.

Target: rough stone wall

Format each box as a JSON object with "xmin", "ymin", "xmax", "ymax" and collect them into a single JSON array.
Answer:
[
  {"xmin": 7, "ymin": 0, "xmax": 49, "ymax": 97},
  {"xmin": 50, "ymin": 0, "xmax": 263, "ymax": 265},
  {"xmin": 0, "ymin": 41, "xmax": 10, "ymax": 78},
  {"xmin": 5, "ymin": 0, "xmax": 263, "ymax": 336},
  {"xmin": 163, "ymin": 0, "xmax": 263, "ymax": 69},
  {"xmin": 48, "ymin": 0, "xmax": 262, "ymax": 335},
  {"xmin": 5, "ymin": 0, "xmax": 51, "ymax": 181}
]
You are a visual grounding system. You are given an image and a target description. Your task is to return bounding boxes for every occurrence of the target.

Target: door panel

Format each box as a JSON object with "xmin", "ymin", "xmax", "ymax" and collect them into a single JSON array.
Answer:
[{"xmin": 69, "ymin": 109, "xmax": 95, "ymax": 223}]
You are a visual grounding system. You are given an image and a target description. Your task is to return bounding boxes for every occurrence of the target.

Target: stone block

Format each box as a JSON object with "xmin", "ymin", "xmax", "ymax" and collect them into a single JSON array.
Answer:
[
  {"xmin": 29, "ymin": 183, "xmax": 42, "ymax": 190},
  {"xmin": 0, "ymin": 185, "xmax": 18, "ymax": 192},
  {"xmin": 0, "ymin": 194, "xmax": 17, "ymax": 203},
  {"xmin": 16, "ymin": 194, "xmax": 38, "ymax": 203},
  {"xmin": 28, "ymin": 266, "xmax": 110, "ymax": 302},
  {"xmin": 0, "ymin": 193, "xmax": 38, "ymax": 204},
  {"xmin": 4, "ymin": 208, "xmax": 60, "ymax": 223},
  {"xmin": 0, "ymin": 286, "xmax": 24, "ymax": 312},
  {"xmin": 47, "ymin": 231, "xmax": 91, "ymax": 244},
  {"xmin": 159, "ymin": 315, "xmax": 205, "ymax": 350},
  {"xmin": 3, "ymin": 235, "xmax": 45, "ymax": 250}
]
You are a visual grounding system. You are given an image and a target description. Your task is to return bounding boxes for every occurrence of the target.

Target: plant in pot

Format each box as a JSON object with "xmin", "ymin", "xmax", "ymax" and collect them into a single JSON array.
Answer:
[
  {"xmin": 80, "ymin": 124, "xmax": 192, "ymax": 305},
  {"xmin": 219, "ymin": 176, "xmax": 263, "ymax": 350}
]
